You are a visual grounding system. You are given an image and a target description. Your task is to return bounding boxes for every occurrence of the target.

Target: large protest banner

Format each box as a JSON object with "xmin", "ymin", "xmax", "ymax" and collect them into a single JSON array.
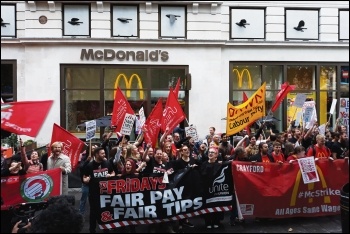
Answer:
[
  {"xmin": 232, "ymin": 160, "xmax": 349, "ymax": 218},
  {"xmin": 1, "ymin": 168, "xmax": 62, "ymax": 210},
  {"xmin": 89, "ymin": 163, "xmax": 233, "ymax": 230},
  {"xmin": 226, "ymin": 83, "xmax": 266, "ymax": 136}
]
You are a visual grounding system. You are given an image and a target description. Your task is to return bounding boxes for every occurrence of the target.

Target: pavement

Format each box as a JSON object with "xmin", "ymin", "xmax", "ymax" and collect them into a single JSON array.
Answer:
[{"xmin": 68, "ymin": 188, "xmax": 343, "ymax": 233}]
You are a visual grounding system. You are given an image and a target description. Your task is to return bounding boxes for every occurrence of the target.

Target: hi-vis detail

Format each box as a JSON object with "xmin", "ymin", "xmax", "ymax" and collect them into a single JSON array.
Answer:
[
  {"xmin": 232, "ymin": 68, "xmax": 253, "ymax": 89},
  {"xmin": 114, "ymin": 73, "xmax": 144, "ymax": 99},
  {"xmin": 290, "ymin": 165, "xmax": 331, "ymax": 206}
]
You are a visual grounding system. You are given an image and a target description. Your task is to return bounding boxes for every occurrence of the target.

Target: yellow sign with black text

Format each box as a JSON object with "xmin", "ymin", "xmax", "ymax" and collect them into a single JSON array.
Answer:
[{"xmin": 226, "ymin": 83, "xmax": 266, "ymax": 136}]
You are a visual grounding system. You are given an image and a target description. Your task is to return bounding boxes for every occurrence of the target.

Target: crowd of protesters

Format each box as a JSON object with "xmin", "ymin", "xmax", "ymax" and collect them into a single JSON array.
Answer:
[{"xmin": 1, "ymin": 116, "xmax": 348, "ymax": 233}]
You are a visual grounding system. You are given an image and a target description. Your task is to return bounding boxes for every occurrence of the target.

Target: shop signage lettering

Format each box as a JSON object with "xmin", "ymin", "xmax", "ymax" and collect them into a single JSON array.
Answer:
[{"xmin": 80, "ymin": 49, "xmax": 169, "ymax": 62}]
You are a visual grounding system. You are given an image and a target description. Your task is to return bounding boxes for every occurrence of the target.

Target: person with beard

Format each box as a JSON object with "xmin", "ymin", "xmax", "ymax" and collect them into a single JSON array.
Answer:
[
  {"xmin": 219, "ymin": 133, "xmax": 233, "ymax": 162},
  {"xmin": 331, "ymin": 132, "xmax": 349, "ymax": 159},
  {"xmin": 47, "ymin": 141, "xmax": 72, "ymax": 195},
  {"xmin": 250, "ymin": 142, "xmax": 275, "ymax": 163},
  {"xmin": 83, "ymin": 147, "xmax": 115, "ymax": 233}
]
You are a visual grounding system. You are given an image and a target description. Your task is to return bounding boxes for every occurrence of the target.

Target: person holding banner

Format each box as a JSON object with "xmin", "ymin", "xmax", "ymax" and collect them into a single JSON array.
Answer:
[
  {"xmin": 83, "ymin": 147, "xmax": 115, "ymax": 233},
  {"xmin": 47, "ymin": 142, "xmax": 72, "ymax": 195},
  {"xmin": 200, "ymin": 147, "xmax": 225, "ymax": 229},
  {"xmin": 172, "ymin": 145, "xmax": 197, "ymax": 231}
]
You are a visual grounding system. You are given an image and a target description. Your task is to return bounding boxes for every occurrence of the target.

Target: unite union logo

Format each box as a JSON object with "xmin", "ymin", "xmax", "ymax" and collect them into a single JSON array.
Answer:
[{"xmin": 20, "ymin": 175, "xmax": 53, "ymax": 202}]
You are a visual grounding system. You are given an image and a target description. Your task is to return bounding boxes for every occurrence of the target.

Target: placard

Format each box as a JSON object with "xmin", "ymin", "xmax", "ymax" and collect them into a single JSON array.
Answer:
[
  {"xmin": 85, "ymin": 120, "xmax": 96, "ymax": 141},
  {"xmin": 120, "ymin": 113, "xmax": 136, "ymax": 135}
]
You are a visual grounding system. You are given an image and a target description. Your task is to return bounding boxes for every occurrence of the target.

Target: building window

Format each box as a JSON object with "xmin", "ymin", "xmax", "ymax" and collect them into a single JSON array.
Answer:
[
  {"xmin": 230, "ymin": 8, "xmax": 265, "ymax": 39},
  {"xmin": 285, "ymin": 9, "xmax": 319, "ymax": 40},
  {"xmin": 339, "ymin": 10, "xmax": 349, "ymax": 40},
  {"xmin": 1, "ymin": 4, "xmax": 16, "ymax": 37},
  {"xmin": 62, "ymin": 65, "xmax": 188, "ymax": 140},
  {"xmin": 63, "ymin": 4, "xmax": 91, "ymax": 36},
  {"xmin": 112, "ymin": 5, "xmax": 138, "ymax": 37},
  {"xmin": 160, "ymin": 5, "xmax": 186, "ymax": 38},
  {"xmin": 230, "ymin": 63, "xmax": 349, "ymax": 133}
]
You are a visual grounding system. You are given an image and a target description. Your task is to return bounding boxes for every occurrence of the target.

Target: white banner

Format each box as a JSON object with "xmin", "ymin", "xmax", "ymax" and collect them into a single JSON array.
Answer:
[{"xmin": 329, "ymin": 99, "xmax": 337, "ymax": 115}]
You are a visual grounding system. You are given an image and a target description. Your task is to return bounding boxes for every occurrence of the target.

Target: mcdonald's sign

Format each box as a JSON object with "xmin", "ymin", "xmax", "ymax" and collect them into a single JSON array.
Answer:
[
  {"xmin": 232, "ymin": 68, "xmax": 253, "ymax": 89},
  {"xmin": 290, "ymin": 165, "xmax": 330, "ymax": 206},
  {"xmin": 114, "ymin": 73, "xmax": 144, "ymax": 99}
]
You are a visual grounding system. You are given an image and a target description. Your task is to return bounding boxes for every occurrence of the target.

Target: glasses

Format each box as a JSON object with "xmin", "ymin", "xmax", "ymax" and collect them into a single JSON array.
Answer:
[{"xmin": 208, "ymin": 151, "xmax": 216, "ymax": 154}]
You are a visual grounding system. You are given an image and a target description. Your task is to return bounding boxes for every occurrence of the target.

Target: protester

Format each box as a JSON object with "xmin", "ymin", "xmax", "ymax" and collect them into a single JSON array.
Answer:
[
  {"xmin": 39, "ymin": 144, "xmax": 50, "ymax": 171},
  {"xmin": 200, "ymin": 147, "xmax": 224, "ymax": 229},
  {"xmin": 47, "ymin": 141, "xmax": 72, "ymax": 195},
  {"xmin": 83, "ymin": 147, "xmax": 115, "ymax": 233},
  {"xmin": 287, "ymin": 145, "xmax": 306, "ymax": 162},
  {"xmin": 20, "ymin": 139, "xmax": 43, "ymax": 174}
]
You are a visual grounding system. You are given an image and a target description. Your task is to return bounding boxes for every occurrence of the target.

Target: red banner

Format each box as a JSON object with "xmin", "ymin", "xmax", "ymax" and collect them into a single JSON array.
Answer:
[
  {"xmin": 232, "ymin": 160, "xmax": 349, "ymax": 218},
  {"xmin": 143, "ymin": 98, "xmax": 163, "ymax": 148},
  {"xmin": 111, "ymin": 87, "xmax": 135, "ymax": 133},
  {"xmin": 51, "ymin": 123, "xmax": 84, "ymax": 171},
  {"xmin": 161, "ymin": 88, "xmax": 186, "ymax": 133},
  {"xmin": 1, "ymin": 100, "xmax": 53, "ymax": 137},
  {"xmin": 1, "ymin": 168, "xmax": 62, "ymax": 210}
]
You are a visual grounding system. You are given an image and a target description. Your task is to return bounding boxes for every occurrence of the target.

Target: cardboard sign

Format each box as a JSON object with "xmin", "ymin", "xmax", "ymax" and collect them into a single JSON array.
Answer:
[
  {"xmin": 185, "ymin": 125, "xmax": 199, "ymax": 142},
  {"xmin": 293, "ymin": 93, "xmax": 307, "ymax": 108},
  {"xmin": 120, "ymin": 113, "xmax": 136, "ymax": 135},
  {"xmin": 85, "ymin": 120, "xmax": 96, "ymax": 141},
  {"xmin": 329, "ymin": 99, "xmax": 337, "ymax": 115}
]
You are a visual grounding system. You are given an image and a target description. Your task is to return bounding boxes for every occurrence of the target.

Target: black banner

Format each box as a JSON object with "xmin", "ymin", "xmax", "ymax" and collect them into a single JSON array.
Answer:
[{"xmin": 90, "ymin": 162, "xmax": 233, "ymax": 229}]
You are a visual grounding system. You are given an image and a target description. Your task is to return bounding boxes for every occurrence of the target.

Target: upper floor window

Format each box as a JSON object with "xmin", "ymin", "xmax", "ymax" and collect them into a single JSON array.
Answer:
[
  {"xmin": 339, "ymin": 10, "xmax": 349, "ymax": 40},
  {"xmin": 230, "ymin": 8, "xmax": 265, "ymax": 39},
  {"xmin": 63, "ymin": 4, "xmax": 91, "ymax": 36},
  {"xmin": 160, "ymin": 6, "xmax": 186, "ymax": 38},
  {"xmin": 1, "ymin": 4, "xmax": 16, "ymax": 37},
  {"xmin": 112, "ymin": 5, "xmax": 139, "ymax": 38},
  {"xmin": 285, "ymin": 9, "xmax": 319, "ymax": 40}
]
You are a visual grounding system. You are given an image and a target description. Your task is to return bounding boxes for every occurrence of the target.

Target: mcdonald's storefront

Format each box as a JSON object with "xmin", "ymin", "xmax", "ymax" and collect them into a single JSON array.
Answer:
[{"xmin": 1, "ymin": 44, "xmax": 349, "ymax": 143}]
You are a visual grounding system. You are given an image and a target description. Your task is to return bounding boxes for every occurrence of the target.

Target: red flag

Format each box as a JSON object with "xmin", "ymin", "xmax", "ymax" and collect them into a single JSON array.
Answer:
[
  {"xmin": 161, "ymin": 88, "xmax": 186, "ymax": 133},
  {"xmin": 143, "ymin": 98, "xmax": 163, "ymax": 148},
  {"xmin": 111, "ymin": 87, "xmax": 135, "ymax": 133},
  {"xmin": 270, "ymin": 82, "xmax": 295, "ymax": 112},
  {"xmin": 51, "ymin": 123, "xmax": 84, "ymax": 171},
  {"xmin": 173, "ymin": 78, "xmax": 181, "ymax": 98},
  {"xmin": 242, "ymin": 92, "xmax": 251, "ymax": 136},
  {"xmin": 1, "ymin": 100, "xmax": 53, "ymax": 137}
]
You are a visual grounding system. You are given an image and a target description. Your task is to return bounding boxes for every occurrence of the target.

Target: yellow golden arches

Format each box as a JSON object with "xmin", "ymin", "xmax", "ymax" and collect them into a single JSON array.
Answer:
[
  {"xmin": 232, "ymin": 68, "xmax": 253, "ymax": 89},
  {"xmin": 114, "ymin": 73, "xmax": 144, "ymax": 99},
  {"xmin": 290, "ymin": 165, "xmax": 330, "ymax": 206}
]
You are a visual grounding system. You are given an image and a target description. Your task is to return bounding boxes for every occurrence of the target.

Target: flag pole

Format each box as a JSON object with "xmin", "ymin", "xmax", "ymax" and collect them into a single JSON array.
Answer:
[{"xmin": 89, "ymin": 139, "xmax": 92, "ymax": 158}]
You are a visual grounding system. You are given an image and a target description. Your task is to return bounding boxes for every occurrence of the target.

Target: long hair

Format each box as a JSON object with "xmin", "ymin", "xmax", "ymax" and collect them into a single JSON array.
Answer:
[{"xmin": 121, "ymin": 158, "xmax": 137, "ymax": 176}]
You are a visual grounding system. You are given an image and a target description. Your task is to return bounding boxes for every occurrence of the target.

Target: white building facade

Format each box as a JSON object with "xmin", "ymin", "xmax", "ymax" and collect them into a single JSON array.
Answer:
[{"xmin": 1, "ymin": 1, "xmax": 349, "ymax": 145}]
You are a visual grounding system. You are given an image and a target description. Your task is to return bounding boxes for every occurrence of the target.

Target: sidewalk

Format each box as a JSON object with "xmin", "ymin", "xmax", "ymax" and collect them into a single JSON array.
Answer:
[{"xmin": 68, "ymin": 189, "xmax": 342, "ymax": 233}]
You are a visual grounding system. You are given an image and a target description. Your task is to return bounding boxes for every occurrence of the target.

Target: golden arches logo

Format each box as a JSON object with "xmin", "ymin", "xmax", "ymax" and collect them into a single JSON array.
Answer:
[
  {"xmin": 290, "ymin": 165, "xmax": 330, "ymax": 206},
  {"xmin": 232, "ymin": 68, "xmax": 253, "ymax": 89},
  {"xmin": 114, "ymin": 73, "xmax": 144, "ymax": 99}
]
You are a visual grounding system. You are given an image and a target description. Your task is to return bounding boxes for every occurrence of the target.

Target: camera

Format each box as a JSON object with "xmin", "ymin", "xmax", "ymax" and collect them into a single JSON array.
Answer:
[
  {"xmin": 10, "ymin": 201, "xmax": 48, "ymax": 228},
  {"xmin": 9, "ymin": 195, "xmax": 75, "ymax": 229}
]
